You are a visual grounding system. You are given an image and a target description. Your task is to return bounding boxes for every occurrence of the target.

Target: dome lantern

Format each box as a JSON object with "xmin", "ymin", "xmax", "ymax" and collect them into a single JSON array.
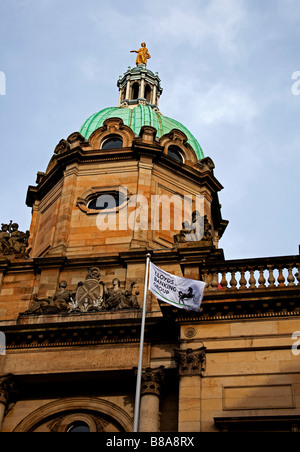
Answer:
[{"xmin": 117, "ymin": 65, "xmax": 163, "ymax": 110}]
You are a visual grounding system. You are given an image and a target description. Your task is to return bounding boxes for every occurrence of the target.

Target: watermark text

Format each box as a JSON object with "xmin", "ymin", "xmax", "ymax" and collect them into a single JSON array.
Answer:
[
  {"xmin": 0, "ymin": 71, "xmax": 6, "ymax": 96},
  {"xmin": 0, "ymin": 331, "xmax": 6, "ymax": 355},
  {"xmin": 292, "ymin": 331, "xmax": 300, "ymax": 356},
  {"xmin": 95, "ymin": 188, "xmax": 205, "ymax": 237},
  {"xmin": 291, "ymin": 71, "xmax": 300, "ymax": 96}
]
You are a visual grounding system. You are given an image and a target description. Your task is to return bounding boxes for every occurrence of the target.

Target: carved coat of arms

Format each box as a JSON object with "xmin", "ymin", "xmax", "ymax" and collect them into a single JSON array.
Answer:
[
  {"xmin": 69, "ymin": 267, "xmax": 105, "ymax": 313},
  {"xmin": 21, "ymin": 267, "xmax": 140, "ymax": 316}
]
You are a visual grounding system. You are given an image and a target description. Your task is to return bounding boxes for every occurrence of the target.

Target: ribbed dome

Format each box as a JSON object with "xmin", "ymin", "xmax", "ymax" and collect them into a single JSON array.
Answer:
[{"xmin": 79, "ymin": 105, "xmax": 204, "ymax": 160}]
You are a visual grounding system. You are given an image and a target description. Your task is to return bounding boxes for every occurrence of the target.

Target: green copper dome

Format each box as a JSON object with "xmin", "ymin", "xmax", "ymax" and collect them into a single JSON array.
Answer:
[{"xmin": 79, "ymin": 105, "xmax": 204, "ymax": 160}]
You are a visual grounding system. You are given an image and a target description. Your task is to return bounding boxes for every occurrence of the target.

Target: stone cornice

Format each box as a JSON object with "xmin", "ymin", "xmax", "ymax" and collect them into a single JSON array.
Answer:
[{"xmin": 0, "ymin": 311, "xmax": 178, "ymax": 351}]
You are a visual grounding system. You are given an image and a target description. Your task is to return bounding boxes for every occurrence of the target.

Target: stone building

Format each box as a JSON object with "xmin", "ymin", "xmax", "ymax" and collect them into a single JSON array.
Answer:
[{"xmin": 0, "ymin": 55, "xmax": 299, "ymax": 433}]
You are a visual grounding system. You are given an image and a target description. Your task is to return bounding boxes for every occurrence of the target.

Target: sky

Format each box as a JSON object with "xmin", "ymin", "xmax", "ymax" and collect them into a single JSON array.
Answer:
[{"xmin": 0, "ymin": 0, "xmax": 299, "ymax": 260}]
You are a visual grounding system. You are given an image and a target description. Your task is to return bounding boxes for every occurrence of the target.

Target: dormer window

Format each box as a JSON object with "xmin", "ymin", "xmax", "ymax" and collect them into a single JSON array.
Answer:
[
  {"xmin": 101, "ymin": 135, "xmax": 123, "ymax": 150},
  {"xmin": 167, "ymin": 145, "xmax": 184, "ymax": 163}
]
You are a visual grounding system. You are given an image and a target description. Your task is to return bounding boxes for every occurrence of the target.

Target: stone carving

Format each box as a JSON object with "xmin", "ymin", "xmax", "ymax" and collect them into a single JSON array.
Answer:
[
  {"xmin": 133, "ymin": 366, "xmax": 165, "ymax": 398},
  {"xmin": 0, "ymin": 221, "xmax": 29, "ymax": 256},
  {"xmin": 54, "ymin": 138, "xmax": 70, "ymax": 155},
  {"xmin": 0, "ymin": 374, "xmax": 17, "ymax": 408},
  {"xmin": 69, "ymin": 267, "xmax": 105, "ymax": 313},
  {"xmin": 173, "ymin": 211, "xmax": 212, "ymax": 244},
  {"xmin": 23, "ymin": 281, "xmax": 76, "ymax": 315},
  {"xmin": 21, "ymin": 268, "xmax": 140, "ymax": 316},
  {"xmin": 141, "ymin": 366, "xmax": 165, "ymax": 398},
  {"xmin": 104, "ymin": 278, "xmax": 139, "ymax": 311},
  {"xmin": 174, "ymin": 346, "xmax": 206, "ymax": 377}
]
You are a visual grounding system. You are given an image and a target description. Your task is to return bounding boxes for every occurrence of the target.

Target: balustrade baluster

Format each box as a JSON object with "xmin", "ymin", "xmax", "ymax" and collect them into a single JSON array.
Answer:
[
  {"xmin": 277, "ymin": 266, "xmax": 286, "ymax": 287},
  {"xmin": 267, "ymin": 265, "xmax": 276, "ymax": 288},
  {"xmin": 230, "ymin": 269, "xmax": 237, "ymax": 290},
  {"xmin": 202, "ymin": 270, "xmax": 211, "ymax": 290},
  {"xmin": 211, "ymin": 270, "xmax": 219, "ymax": 291},
  {"xmin": 249, "ymin": 268, "xmax": 256, "ymax": 289},
  {"xmin": 220, "ymin": 272, "xmax": 228, "ymax": 290},
  {"xmin": 258, "ymin": 267, "xmax": 266, "ymax": 289},
  {"xmin": 287, "ymin": 265, "xmax": 296, "ymax": 286},
  {"xmin": 296, "ymin": 267, "xmax": 300, "ymax": 286},
  {"xmin": 239, "ymin": 268, "xmax": 247, "ymax": 290}
]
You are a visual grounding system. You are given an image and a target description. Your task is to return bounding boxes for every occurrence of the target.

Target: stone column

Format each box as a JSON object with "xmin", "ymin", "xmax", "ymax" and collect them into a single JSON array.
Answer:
[
  {"xmin": 175, "ymin": 347, "xmax": 206, "ymax": 432},
  {"xmin": 0, "ymin": 374, "xmax": 16, "ymax": 431},
  {"xmin": 139, "ymin": 77, "xmax": 145, "ymax": 99},
  {"xmin": 138, "ymin": 366, "xmax": 165, "ymax": 432},
  {"xmin": 125, "ymin": 78, "xmax": 131, "ymax": 100},
  {"xmin": 152, "ymin": 84, "xmax": 157, "ymax": 105}
]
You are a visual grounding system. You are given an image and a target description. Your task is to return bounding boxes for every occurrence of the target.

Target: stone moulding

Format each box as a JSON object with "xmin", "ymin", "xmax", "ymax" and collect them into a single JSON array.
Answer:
[{"xmin": 13, "ymin": 397, "xmax": 133, "ymax": 432}]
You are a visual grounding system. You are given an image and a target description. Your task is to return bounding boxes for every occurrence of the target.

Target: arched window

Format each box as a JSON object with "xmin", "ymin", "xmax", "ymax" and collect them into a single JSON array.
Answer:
[
  {"xmin": 132, "ymin": 82, "xmax": 139, "ymax": 99},
  {"xmin": 145, "ymin": 84, "xmax": 152, "ymax": 103},
  {"xmin": 167, "ymin": 145, "xmax": 184, "ymax": 163},
  {"xmin": 101, "ymin": 135, "xmax": 123, "ymax": 150}
]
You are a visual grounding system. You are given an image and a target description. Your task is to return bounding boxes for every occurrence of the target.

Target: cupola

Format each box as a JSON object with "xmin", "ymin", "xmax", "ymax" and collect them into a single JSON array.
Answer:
[{"xmin": 117, "ymin": 65, "xmax": 163, "ymax": 110}]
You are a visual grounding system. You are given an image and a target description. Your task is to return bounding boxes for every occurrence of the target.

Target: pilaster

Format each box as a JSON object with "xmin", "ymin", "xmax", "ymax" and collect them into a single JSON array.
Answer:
[{"xmin": 175, "ymin": 347, "xmax": 206, "ymax": 432}]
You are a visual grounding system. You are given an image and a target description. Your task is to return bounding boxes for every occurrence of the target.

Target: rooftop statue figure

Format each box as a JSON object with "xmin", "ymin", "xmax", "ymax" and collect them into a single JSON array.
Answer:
[
  {"xmin": 130, "ymin": 42, "xmax": 151, "ymax": 66},
  {"xmin": 0, "ymin": 221, "xmax": 29, "ymax": 256}
]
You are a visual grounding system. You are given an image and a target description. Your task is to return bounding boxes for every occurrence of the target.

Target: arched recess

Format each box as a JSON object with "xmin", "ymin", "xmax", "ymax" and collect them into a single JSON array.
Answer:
[{"xmin": 13, "ymin": 397, "xmax": 133, "ymax": 432}]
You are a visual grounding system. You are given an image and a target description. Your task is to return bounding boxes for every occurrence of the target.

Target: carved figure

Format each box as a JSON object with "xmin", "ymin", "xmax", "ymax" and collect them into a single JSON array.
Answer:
[
  {"xmin": 105, "ymin": 279, "xmax": 140, "ymax": 310},
  {"xmin": 174, "ymin": 210, "xmax": 204, "ymax": 243},
  {"xmin": 130, "ymin": 43, "xmax": 151, "ymax": 66},
  {"xmin": 51, "ymin": 281, "xmax": 75, "ymax": 311},
  {"xmin": 0, "ymin": 224, "xmax": 10, "ymax": 254},
  {"xmin": 0, "ymin": 221, "xmax": 29, "ymax": 256},
  {"xmin": 23, "ymin": 281, "xmax": 75, "ymax": 315},
  {"xmin": 202, "ymin": 215, "xmax": 212, "ymax": 240}
]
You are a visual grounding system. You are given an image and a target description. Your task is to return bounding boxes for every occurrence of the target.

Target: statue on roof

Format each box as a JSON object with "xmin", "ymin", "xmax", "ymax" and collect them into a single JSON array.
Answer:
[
  {"xmin": 130, "ymin": 42, "xmax": 151, "ymax": 67},
  {"xmin": 0, "ymin": 221, "xmax": 29, "ymax": 256}
]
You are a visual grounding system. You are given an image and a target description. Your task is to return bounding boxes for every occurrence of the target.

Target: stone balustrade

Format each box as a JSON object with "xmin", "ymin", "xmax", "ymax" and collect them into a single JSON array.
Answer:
[{"xmin": 202, "ymin": 255, "xmax": 300, "ymax": 292}]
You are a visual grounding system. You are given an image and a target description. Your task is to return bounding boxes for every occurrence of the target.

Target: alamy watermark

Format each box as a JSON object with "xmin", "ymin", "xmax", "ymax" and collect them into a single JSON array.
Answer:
[
  {"xmin": 291, "ymin": 71, "xmax": 300, "ymax": 96},
  {"xmin": 0, "ymin": 71, "xmax": 6, "ymax": 96},
  {"xmin": 94, "ymin": 188, "xmax": 205, "ymax": 238},
  {"xmin": 0, "ymin": 331, "xmax": 5, "ymax": 355},
  {"xmin": 292, "ymin": 332, "xmax": 300, "ymax": 356}
]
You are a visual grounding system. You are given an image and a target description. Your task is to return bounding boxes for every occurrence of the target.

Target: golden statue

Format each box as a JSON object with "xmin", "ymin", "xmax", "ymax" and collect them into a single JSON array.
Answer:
[{"xmin": 130, "ymin": 43, "xmax": 151, "ymax": 67}]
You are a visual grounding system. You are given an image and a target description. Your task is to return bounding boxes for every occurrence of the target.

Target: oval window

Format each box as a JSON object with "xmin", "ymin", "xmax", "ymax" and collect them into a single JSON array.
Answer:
[
  {"xmin": 88, "ymin": 191, "xmax": 126, "ymax": 211},
  {"xmin": 167, "ymin": 145, "xmax": 184, "ymax": 163},
  {"xmin": 67, "ymin": 421, "xmax": 91, "ymax": 432},
  {"xmin": 101, "ymin": 135, "xmax": 123, "ymax": 150}
]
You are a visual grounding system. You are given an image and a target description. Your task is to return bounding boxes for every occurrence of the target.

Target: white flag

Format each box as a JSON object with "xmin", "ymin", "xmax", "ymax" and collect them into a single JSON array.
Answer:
[{"xmin": 149, "ymin": 262, "xmax": 206, "ymax": 312}]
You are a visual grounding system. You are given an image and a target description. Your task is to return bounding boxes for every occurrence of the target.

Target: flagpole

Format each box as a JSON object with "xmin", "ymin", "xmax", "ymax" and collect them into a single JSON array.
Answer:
[{"xmin": 133, "ymin": 252, "xmax": 151, "ymax": 433}]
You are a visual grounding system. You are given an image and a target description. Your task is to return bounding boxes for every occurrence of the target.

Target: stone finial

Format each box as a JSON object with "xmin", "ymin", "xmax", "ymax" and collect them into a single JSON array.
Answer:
[{"xmin": 174, "ymin": 346, "xmax": 206, "ymax": 377}]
